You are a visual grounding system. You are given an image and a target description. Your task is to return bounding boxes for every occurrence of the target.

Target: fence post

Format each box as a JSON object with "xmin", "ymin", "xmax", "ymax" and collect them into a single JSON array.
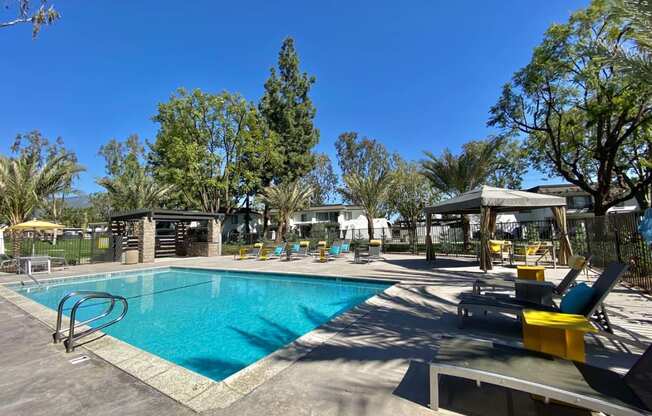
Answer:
[
  {"xmin": 90, "ymin": 230, "xmax": 95, "ymax": 264},
  {"xmin": 78, "ymin": 234, "xmax": 83, "ymax": 265}
]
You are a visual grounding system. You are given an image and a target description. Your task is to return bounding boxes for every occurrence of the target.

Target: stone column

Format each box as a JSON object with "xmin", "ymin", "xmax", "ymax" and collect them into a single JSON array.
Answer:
[
  {"xmin": 138, "ymin": 217, "xmax": 156, "ymax": 263},
  {"xmin": 207, "ymin": 219, "xmax": 222, "ymax": 256}
]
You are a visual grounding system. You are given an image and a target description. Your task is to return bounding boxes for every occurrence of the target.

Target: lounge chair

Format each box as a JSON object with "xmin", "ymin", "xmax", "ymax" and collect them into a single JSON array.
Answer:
[
  {"xmin": 458, "ymin": 262, "xmax": 628, "ymax": 332},
  {"xmin": 471, "ymin": 254, "xmax": 592, "ymax": 304},
  {"xmin": 340, "ymin": 241, "xmax": 351, "ymax": 254},
  {"xmin": 0, "ymin": 254, "xmax": 17, "ymax": 272},
  {"xmin": 234, "ymin": 243, "xmax": 263, "ymax": 260},
  {"xmin": 357, "ymin": 240, "xmax": 383, "ymax": 263},
  {"xmin": 429, "ymin": 337, "xmax": 652, "ymax": 416},
  {"xmin": 314, "ymin": 245, "xmax": 341, "ymax": 262},
  {"xmin": 259, "ymin": 245, "xmax": 284, "ymax": 260}
]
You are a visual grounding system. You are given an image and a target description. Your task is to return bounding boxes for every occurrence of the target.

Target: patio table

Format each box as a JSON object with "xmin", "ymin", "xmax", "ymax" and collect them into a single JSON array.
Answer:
[
  {"xmin": 522, "ymin": 310, "xmax": 596, "ymax": 363},
  {"xmin": 18, "ymin": 256, "xmax": 51, "ymax": 275}
]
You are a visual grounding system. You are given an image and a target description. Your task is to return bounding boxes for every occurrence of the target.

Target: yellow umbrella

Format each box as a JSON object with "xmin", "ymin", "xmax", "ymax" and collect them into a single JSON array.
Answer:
[{"xmin": 9, "ymin": 220, "xmax": 64, "ymax": 256}]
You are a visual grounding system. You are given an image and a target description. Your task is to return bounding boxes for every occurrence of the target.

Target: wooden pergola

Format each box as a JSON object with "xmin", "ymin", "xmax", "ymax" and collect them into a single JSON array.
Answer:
[
  {"xmin": 109, "ymin": 209, "xmax": 225, "ymax": 263},
  {"xmin": 424, "ymin": 186, "xmax": 572, "ymax": 271}
]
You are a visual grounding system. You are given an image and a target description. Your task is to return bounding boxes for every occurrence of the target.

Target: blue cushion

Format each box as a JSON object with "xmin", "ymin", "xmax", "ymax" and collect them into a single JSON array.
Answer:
[
  {"xmin": 560, "ymin": 283, "xmax": 595, "ymax": 314},
  {"xmin": 329, "ymin": 246, "xmax": 340, "ymax": 255},
  {"xmin": 292, "ymin": 243, "xmax": 300, "ymax": 252},
  {"xmin": 274, "ymin": 246, "xmax": 283, "ymax": 256},
  {"xmin": 341, "ymin": 243, "xmax": 350, "ymax": 252}
]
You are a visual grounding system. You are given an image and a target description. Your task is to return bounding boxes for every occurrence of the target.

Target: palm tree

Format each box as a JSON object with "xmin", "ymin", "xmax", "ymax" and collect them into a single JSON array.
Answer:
[
  {"xmin": 0, "ymin": 152, "xmax": 84, "ymax": 254},
  {"xmin": 340, "ymin": 171, "xmax": 392, "ymax": 240},
  {"xmin": 608, "ymin": 0, "xmax": 652, "ymax": 83},
  {"xmin": 260, "ymin": 181, "xmax": 312, "ymax": 242},
  {"xmin": 421, "ymin": 140, "xmax": 499, "ymax": 250},
  {"xmin": 97, "ymin": 169, "xmax": 172, "ymax": 212}
]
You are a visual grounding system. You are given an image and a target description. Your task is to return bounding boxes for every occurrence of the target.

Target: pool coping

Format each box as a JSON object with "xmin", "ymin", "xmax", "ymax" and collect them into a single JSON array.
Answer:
[{"xmin": 0, "ymin": 265, "xmax": 400, "ymax": 413}]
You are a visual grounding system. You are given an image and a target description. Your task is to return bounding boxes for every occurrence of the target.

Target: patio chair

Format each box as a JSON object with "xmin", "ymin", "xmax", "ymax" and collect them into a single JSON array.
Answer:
[
  {"xmin": 314, "ymin": 245, "xmax": 341, "ymax": 262},
  {"xmin": 511, "ymin": 241, "xmax": 541, "ymax": 265},
  {"xmin": 488, "ymin": 240, "xmax": 510, "ymax": 265},
  {"xmin": 471, "ymin": 254, "xmax": 592, "ymax": 301},
  {"xmin": 259, "ymin": 244, "xmax": 285, "ymax": 260},
  {"xmin": 358, "ymin": 240, "xmax": 383, "ymax": 263},
  {"xmin": 283, "ymin": 242, "xmax": 308, "ymax": 260},
  {"xmin": 340, "ymin": 241, "xmax": 351, "ymax": 254},
  {"xmin": 429, "ymin": 337, "xmax": 652, "ymax": 416},
  {"xmin": 0, "ymin": 254, "xmax": 17, "ymax": 273},
  {"xmin": 234, "ymin": 243, "xmax": 263, "ymax": 260},
  {"xmin": 458, "ymin": 262, "xmax": 628, "ymax": 332}
]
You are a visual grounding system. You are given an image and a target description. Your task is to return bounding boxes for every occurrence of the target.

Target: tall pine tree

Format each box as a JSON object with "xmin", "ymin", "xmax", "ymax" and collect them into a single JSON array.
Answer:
[
  {"xmin": 259, "ymin": 37, "xmax": 319, "ymax": 182},
  {"xmin": 259, "ymin": 37, "xmax": 319, "ymax": 234}
]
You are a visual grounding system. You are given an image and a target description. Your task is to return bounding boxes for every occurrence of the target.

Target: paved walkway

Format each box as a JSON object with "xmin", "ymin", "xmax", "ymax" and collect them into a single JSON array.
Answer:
[{"xmin": 1, "ymin": 254, "xmax": 649, "ymax": 415}]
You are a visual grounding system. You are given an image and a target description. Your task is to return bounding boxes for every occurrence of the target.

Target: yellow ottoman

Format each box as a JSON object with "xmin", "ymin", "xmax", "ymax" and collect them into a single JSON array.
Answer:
[{"xmin": 517, "ymin": 266, "xmax": 545, "ymax": 281}]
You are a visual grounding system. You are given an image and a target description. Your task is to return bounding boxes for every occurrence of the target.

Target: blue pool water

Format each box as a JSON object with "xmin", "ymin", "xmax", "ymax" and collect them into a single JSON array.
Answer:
[{"xmin": 13, "ymin": 267, "xmax": 390, "ymax": 381}]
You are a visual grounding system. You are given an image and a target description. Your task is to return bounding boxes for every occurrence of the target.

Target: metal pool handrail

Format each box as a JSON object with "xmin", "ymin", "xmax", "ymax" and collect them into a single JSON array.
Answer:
[{"xmin": 53, "ymin": 291, "xmax": 128, "ymax": 352}]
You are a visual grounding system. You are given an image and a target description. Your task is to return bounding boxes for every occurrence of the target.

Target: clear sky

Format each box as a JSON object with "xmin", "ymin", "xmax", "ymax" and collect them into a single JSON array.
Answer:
[{"xmin": 1, "ymin": 0, "xmax": 588, "ymax": 193}]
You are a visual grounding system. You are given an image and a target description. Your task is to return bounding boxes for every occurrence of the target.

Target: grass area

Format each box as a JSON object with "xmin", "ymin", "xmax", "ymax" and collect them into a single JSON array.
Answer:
[{"xmin": 5, "ymin": 238, "xmax": 101, "ymax": 264}]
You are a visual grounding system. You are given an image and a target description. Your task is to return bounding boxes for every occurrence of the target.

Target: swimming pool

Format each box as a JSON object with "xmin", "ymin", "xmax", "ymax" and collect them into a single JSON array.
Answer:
[{"xmin": 13, "ymin": 267, "xmax": 390, "ymax": 381}]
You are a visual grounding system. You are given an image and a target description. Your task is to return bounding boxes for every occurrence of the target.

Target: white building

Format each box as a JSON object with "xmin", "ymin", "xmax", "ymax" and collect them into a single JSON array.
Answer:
[
  {"xmin": 514, "ymin": 184, "xmax": 639, "ymax": 222},
  {"xmin": 221, "ymin": 209, "xmax": 263, "ymax": 242},
  {"xmin": 272, "ymin": 204, "xmax": 391, "ymax": 240}
]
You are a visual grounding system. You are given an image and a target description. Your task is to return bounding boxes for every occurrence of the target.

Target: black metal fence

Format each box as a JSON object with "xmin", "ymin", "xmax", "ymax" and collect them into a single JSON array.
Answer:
[{"xmin": 5, "ymin": 231, "xmax": 117, "ymax": 265}]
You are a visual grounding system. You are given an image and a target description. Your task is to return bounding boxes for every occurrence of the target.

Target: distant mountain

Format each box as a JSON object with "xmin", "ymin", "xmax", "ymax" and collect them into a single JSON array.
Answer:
[{"xmin": 65, "ymin": 194, "xmax": 91, "ymax": 209}]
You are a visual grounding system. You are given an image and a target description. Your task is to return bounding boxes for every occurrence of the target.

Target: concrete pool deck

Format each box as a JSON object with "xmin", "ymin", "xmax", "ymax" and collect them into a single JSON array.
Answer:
[{"xmin": 1, "ymin": 254, "xmax": 650, "ymax": 415}]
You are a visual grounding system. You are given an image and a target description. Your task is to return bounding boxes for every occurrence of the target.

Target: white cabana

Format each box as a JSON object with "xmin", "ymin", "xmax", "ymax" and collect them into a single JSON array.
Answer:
[{"xmin": 424, "ymin": 186, "xmax": 571, "ymax": 271}]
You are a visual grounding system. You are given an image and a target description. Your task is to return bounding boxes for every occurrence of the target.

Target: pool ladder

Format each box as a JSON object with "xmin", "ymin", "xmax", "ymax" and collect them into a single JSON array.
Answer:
[{"xmin": 53, "ymin": 291, "xmax": 128, "ymax": 353}]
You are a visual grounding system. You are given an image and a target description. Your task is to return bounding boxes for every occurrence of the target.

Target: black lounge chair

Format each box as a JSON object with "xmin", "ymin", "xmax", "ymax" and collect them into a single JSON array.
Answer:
[
  {"xmin": 468, "ymin": 255, "xmax": 593, "ymax": 306},
  {"xmin": 429, "ymin": 337, "xmax": 652, "ymax": 416},
  {"xmin": 458, "ymin": 262, "xmax": 628, "ymax": 332}
]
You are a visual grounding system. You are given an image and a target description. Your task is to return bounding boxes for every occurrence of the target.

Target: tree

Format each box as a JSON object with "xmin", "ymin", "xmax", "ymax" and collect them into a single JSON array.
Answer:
[
  {"xmin": 11, "ymin": 131, "xmax": 80, "ymax": 224},
  {"xmin": 489, "ymin": 1, "xmax": 652, "ymax": 215},
  {"xmin": 1, "ymin": 0, "xmax": 60, "ymax": 37},
  {"xmin": 421, "ymin": 137, "xmax": 519, "ymax": 249},
  {"xmin": 608, "ymin": 0, "xmax": 652, "ymax": 83},
  {"xmin": 260, "ymin": 181, "xmax": 312, "ymax": 243},
  {"xmin": 388, "ymin": 158, "xmax": 440, "ymax": 253},
  {"xmin": 340, "ymin": 171, "xmax": 392, "ymax": 240},
  {"xmin": 88, "ymin": 192, "xmax": 114, "ymax": 222},
  {"xmin": 335, "ymin": 132, "xmax": 392, "ymax": 178},
  {"xmin": 259, "ymin": 37, "xmax": 319, "ymax": 182},
  {"xmin": 97, "ymin": 135, "xmax": 172, "ymax": 212},
  {"xmin": 259, "ymin": 37, "xmax": 319, "ymax": 233},
  {"xmin": 302, "ymin": 153, "xmax": 338, "ymax": 206},
  {"xmin": 151, "ymin": 89, "xmax": 278, "ymax": 213},
  {"xmin": 0, "ymin": 134, "xmax": 83, "ymax": 254}
]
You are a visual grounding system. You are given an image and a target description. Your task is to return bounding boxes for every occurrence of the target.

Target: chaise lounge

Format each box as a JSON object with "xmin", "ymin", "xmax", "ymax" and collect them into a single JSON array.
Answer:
[
  {"xmin": 457, "ymin": 262, "xmax": 628, "ymax": 332},
  {"xmin": 429, "ymin": 337, "xmax": 652, "ymax": 416}
]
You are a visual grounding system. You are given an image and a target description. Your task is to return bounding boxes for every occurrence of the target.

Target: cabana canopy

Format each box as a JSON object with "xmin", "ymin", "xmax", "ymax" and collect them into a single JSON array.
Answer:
[
  {"xmin": 424, "ymin": 186, "xmax": 566, "ymax": 215},
  {"xmin": 424, "ymin": 186, "xmax": 572, "ymax": 271}
]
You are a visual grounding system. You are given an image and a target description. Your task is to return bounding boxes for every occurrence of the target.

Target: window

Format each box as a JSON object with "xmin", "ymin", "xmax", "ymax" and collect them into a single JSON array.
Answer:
[
  {"xmin": 231, "ymin": 215, "xmax": 238, "ymax": 225},
  {"xmin": 316, "ymin": 212, "xmax": 330, "ymax": 221},
  {"xmin": 300, "ymin": 213, "xmax": 308, "ymax": 222},
  {"xmin": 344, "ymin": 211, "xmax": 352, "ymax": 221},
  {"xmin": 329, "ymin": 212, "xmax": 338, "ymax": 222},
  {"xmin": 567, "ymin": 196, "xmax": 592, "ymax": 210}
]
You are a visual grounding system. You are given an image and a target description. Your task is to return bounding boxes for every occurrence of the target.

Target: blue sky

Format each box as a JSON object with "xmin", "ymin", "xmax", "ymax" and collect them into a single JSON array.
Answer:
[{"xmin": 1, "ymin": 0, "xmax": 587, "ymax": 193}]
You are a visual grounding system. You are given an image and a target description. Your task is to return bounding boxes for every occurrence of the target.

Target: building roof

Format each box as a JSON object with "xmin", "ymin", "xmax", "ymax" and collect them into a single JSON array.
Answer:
[
  {"xmin": 109, "ymin": 209, "xmax": 225, "ymax": 222},
  {"xmin": 269, "ymin": 204, "xmax": 362, "ymax": 214},
  {"xmin": 424, "ymin": 185, "xmax": 566, "ymax": 215}
]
